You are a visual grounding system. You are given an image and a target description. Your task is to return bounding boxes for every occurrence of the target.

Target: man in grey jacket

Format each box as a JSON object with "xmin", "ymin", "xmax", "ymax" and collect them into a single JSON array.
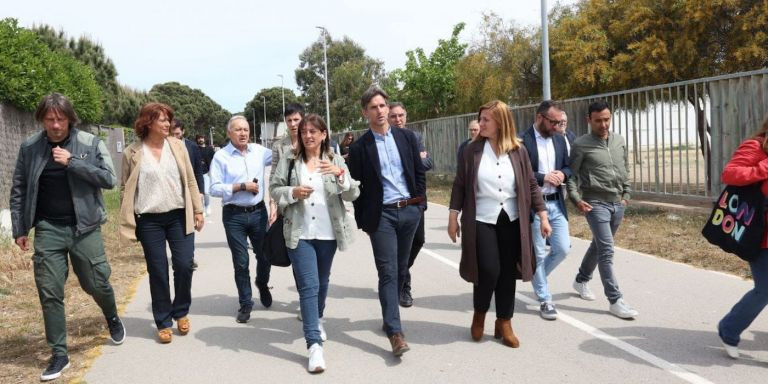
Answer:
[
  {"xmin": 10, "ymin": 93, "xmax": 124, "ymax": 381},
  {"xmin": 388, "ymin": 102, "xmax": 433, "ymax": 308},
  {"xmin": 566, "ymin": 100, "xmax": 638, "ymax": 319}
]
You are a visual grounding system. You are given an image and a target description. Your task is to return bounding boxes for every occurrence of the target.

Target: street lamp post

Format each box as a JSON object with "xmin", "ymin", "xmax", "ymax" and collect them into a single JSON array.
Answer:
[
  {"xmin": 316, "ymin": 26, "xmax": 331, "ymax": 134},
  {"xmin": 209, "ymin": 126, "xmax": 213, "ymax": 148},
  {"xmin": 541, "ymin": 0, "xmax": 551, "ymax": 100},
  {"xmin": 263, "ymin": 96, "xmax": 270, "ymax": 141},
  {"xmin": 277, "ymin": 74, "xmax": 285, "ymax": 116}
]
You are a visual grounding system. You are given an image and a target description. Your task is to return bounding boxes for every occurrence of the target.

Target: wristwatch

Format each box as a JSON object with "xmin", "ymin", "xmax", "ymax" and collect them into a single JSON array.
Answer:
[{"xmin": 240, "ymin": 182, "xmax": 246, "ymax": 192}]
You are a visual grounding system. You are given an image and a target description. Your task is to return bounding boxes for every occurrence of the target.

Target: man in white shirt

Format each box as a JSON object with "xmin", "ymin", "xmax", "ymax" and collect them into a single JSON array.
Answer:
[
  {"xmin": 520, "ymin": 100, "xmax": 572, "ymax": 320},
  {"xmin": 209, "ymin": 116, "xmax": 273, "ymax": 323}
]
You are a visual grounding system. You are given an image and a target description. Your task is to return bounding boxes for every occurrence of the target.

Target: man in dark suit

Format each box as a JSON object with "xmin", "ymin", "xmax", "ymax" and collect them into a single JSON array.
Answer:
[
  {"xmin": 387, "ymin": 101, "xmax": 432, "ymax": 308},
  {"xmin": 348, "ymin": 86, "xmax": 426, "ymax": 357},
  {"xmin": 520, "ymin": 100, "xmax": 572, "ymax": 321},
  {"xmin": 172, "ymin": 119, "xmax": 204, "ymax": 270}
]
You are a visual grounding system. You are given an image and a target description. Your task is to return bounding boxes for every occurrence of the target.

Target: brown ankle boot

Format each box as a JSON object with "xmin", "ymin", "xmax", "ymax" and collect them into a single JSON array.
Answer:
[
  {"xmin": 494, "ymin": 319, "xmax": 520, "ymax": 348},
  {"xmin": 471, "ymin": 311, "xmax": 486, "ymax": 341}
]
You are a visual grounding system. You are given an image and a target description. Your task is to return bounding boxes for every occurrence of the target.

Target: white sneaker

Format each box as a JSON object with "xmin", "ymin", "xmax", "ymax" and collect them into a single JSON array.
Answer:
[
  {"xmin": 297, "ymin": 310, "xmax": 303, "ymax": 322},
  {"xmin": 721, "ymin": 339, "xmax": 739, "ymax": 359},
  {"xmin": 307, "ymin": 343, "xmax": 325, "ymax": 373},
  {"xmin": 573, "ymin": 280, "xmax": 596, "ymax": 301},
  {"xmin": 205, "ymin": 206, "xmax": 211, "ymax": 216},
  {"xmin": 319, "ymin": 320, "xmax": 327, "ymax": 341},
  {"xmin": 609, "ymin": 298, "xmax": 639, "ymax": 319}
]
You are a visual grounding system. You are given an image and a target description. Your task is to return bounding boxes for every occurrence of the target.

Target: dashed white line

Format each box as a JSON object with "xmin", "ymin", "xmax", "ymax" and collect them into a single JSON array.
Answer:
[{"xmin": 421, "ymin": 246, "xmax": 715, "ymax": 384}]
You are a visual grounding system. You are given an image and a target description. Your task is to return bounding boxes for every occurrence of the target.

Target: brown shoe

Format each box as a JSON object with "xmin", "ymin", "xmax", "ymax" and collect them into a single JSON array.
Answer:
[
  {"xmin": 157, "ymin": 328, "xmax": 172, "ymax": 344},
  {"xmin": 471, "ymin": 311, "xmax": 486, "ymax": 341},
  {"xmin": 388, "ymin": 333, "xmax": 410, "ymax": 357},
  {"xmin": 177, "ymin": 317, "xmax": 190, "ymax": 335},
  {"xmin": 494, "ymin": 319, "xmax": 519, "ymax": 348}
]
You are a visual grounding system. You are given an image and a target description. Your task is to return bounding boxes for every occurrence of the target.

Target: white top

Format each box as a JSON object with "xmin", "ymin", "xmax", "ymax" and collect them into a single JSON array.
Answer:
[
  {"xmin": 534, "ymin": 127, "xmax": 557, "ymax": 195},
  {"xmin": 135, "ymin": 140, "xmax": 185, "ymax": 214},
  {"xmin": 475, "ymin": 141, "xmax": 518, "ymax": 224},
  {"xmin": 293, "ymin": 159, "xmax": 351, "ymax": 240}
]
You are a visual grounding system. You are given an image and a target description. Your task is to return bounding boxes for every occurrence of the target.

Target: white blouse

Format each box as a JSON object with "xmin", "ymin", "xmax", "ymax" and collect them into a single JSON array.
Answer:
[
  {"xmin": 134, "ymin": 140, "xmax": 185, "ymax": 214},
  {"xmin": 475, "ymin": 140, "xmax": 518, "ymax": 224},
  {"xmin": 294, "ymin": 160, "xmax": 351, "ymax": 240}
]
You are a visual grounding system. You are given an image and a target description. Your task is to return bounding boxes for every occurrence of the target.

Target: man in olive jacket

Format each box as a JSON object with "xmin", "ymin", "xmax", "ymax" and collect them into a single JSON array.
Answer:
[
  {"xmin": 10, "ymin": 93, "xmax": 124, "ymax": 381},
  {"xmin": 566, "ymin": 100, "xmax": 638, "ymax": 320}
]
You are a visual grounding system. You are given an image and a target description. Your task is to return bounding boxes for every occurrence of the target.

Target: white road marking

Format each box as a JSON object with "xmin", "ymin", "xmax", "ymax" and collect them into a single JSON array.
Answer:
[{"xmin": 421, "ymin": 246, "xmax": 715, "ymax": 384}]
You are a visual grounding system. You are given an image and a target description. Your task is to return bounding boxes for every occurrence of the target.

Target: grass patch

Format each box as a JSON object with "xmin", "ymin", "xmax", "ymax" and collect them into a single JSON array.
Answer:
[
  {"xmin": 427, "ymin": 174, "xmax": 750, "ymax": 279},
  {"xmin": 0, "ymin": 189, "xmax": 145, "ymax": 383}
]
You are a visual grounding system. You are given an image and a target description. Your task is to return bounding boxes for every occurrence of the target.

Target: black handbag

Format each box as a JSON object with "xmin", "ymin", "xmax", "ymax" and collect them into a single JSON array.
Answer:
[
  {"xmin": 701, "ymin": 183, "xmax": 766, "ymax": 262},
  {"xmin": 263, "ymin": 160, "xmax": 295, "ymax": 267}
]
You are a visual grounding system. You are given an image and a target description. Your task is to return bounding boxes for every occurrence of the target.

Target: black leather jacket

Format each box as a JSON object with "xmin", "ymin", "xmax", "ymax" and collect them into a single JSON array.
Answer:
[{"xmin": 10, "ymin": 128, "xmax": 116, "ymax": 238}]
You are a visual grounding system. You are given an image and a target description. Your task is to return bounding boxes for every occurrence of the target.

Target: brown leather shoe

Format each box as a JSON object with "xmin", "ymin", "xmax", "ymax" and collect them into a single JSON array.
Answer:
[
  {"xmin": 471, "ymin": 311, "xmax": 486, "ymax": 341},
  {"xmin": 177, "ymin": 317, "xmax": 190, "ymax": 335},
  {"xmin": 388, "ymin": 333, "xmax": 410, "ymax": 356},
  {"xmin": 494, "ymin": 319, "xmax": 520, "ymax": 348},
  {"xmin": 157, "ymin": 328, "xmax": 172, "ymax": 344}
]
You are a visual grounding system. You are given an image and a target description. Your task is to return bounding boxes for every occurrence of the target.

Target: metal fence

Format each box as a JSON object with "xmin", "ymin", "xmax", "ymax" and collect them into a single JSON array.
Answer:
[{"xmin": 374, "ymin": 68, "xmax": 768, "ymax": 199}]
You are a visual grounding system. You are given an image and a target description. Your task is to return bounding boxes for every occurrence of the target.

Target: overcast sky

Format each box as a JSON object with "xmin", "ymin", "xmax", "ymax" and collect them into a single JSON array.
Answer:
[{"xmin": 4, "ymin": 0, "xmax": 576, "ymax": 113}]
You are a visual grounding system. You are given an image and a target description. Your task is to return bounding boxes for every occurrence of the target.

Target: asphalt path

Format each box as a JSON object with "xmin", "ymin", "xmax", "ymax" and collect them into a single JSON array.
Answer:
[{"xmin": 86, "ymin": 198, "xmax": 768, "ymax": 383}]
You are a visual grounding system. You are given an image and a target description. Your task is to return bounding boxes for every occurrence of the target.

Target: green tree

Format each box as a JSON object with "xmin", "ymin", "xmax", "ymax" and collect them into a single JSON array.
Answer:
[
  {"xmin": 0, "ymin": 18, "xmax": 102, "ymax": 122},
  {"xmin": 295, "ymin": 34, "xmax": 386, "ymax": 131},
  {"xmin": 148, "ymin": 82, "xmax": 230, "ymax": 142},
  {"xmin": 389, "ymin": 23, "xmax": 467, "ymax": 120},
  {"xmin": 243, "ymin": 87, "xmax": 299, "ymax": 139}
]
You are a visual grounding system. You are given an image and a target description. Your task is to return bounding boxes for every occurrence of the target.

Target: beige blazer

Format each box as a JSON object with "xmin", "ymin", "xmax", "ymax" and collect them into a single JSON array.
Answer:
[{"xmin": 119, "ymin": 137, "xmax": 202, "ymax": 243}]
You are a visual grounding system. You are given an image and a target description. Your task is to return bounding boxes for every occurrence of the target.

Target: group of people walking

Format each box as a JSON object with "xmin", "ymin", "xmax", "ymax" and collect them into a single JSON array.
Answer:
[{"xmin": 10, "ymin": 91, "xmax": 768, "ymax": 381}]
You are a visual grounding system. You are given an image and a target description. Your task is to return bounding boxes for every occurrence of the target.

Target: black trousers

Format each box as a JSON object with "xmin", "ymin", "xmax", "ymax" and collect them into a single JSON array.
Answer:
[{"xmin": 473, "ymin": 210, "xmax": 521, "ymax": 319}]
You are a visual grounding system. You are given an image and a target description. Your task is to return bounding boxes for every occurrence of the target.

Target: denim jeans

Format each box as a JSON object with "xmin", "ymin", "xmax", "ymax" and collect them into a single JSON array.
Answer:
[
  {"xmin": 135, "ymin": 209, "xmax": 195, "ymax": 329},
  {"xmin": 531, "ymin": 200, "xmax": 571, "ymax": 303},
  {"xmin": 288, "ymin": 239, "xmax": 337, "ymax": 348},
  {"xmin": 575, "ymin": 200, "xmax": 625, "ymax": 303},
  {"xmin": 222, "ymin": 205, "xmax": 269, "ymax": 307},
  {"xmin": 719, "ymin": 250, "xmax": 768, "ymax": 346},
  {"xmin": 368, "ymin": 205, "xmax": 421, "ymax": 336},
  {"xmin": 202, "ymin": 173, "xmax": 211, "ymax": 209}
]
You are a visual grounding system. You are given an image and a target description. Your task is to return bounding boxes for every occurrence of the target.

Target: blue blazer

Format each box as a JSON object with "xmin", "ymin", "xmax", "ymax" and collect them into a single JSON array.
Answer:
[
  {"xmin": 520, "ymin": 125, "xmax": 572, "ymax": 219},
  {"xmin": 348, "ymin": 126, "xmax": 427, "ymax": 233}
]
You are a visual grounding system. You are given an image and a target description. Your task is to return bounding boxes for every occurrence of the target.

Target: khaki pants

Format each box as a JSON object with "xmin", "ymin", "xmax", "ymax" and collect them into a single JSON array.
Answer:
[{"xmin": 33, "ymin": 220, "xmax": 117, "ymax": 356}]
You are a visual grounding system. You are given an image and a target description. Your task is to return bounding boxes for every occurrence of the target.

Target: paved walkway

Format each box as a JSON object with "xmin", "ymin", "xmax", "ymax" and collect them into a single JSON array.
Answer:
[{"xmin": 86, "ymin": 198, "xmax": 767, "ymax": 383}]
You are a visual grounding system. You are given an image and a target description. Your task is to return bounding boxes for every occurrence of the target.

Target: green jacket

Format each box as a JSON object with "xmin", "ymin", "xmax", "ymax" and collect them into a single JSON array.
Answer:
[
  {"xmin": 269, "ymin": 152, "xmax": 360, "ymax": 251},
  {"xmin": 566, "ymin": 132, "xmax": 631, "ymax": 204}
]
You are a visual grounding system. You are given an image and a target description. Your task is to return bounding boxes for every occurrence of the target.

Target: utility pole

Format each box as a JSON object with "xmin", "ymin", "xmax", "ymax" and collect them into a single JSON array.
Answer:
[
  {"xmin": 316, "ymin": 26, "xmax": 331, "ymax": 134},
  {"xmin": 541, "ymin": 0, "xmax": 551, "ymax": 100},
  {"xmin": 277, "ymin": 74, "xmax": 285, "ymax": 116}
]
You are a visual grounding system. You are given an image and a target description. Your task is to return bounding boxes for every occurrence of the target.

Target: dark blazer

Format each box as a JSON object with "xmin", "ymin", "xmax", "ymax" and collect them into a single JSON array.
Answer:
[
  {"xmin": 348, "ymin": 126, "xmax": 426, "ymax": 233},
  {"xmin": 564, "ymin": 129, "xmax": 576, "ymax": 147},
  {"xmin": 449, "ymin": 139, "xmax": 546, "ymax": 284},
  {"xmin": 520, "ymin": 125, "xmax": 572, "ymax": 219},
  {"xmin": 183, "ymin": 138, "xmax": 204, "ymax": 194}
]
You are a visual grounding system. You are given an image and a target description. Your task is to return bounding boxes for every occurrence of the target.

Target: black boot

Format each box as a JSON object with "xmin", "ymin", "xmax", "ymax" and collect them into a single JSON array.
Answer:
[{"xmin": 399, "ymin": 276, "xmax": 413, "ymax": 307}]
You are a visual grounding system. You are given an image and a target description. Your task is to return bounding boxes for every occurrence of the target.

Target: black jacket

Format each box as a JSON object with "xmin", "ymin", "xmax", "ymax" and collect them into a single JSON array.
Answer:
[
  {"xmin": 348, "ymin": 126, "xmax": 426, "ymax": 233},
  {"xmin": 10, "ymin": 128, "xmax": 116, "ymax": 238},
  {"xmin": 183, "ymin": 138, "xmax": 204, "ymax": 194}
]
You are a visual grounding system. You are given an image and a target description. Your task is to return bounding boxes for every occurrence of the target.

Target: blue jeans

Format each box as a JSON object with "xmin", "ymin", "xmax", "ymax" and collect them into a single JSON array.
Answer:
[
  {"xmin": 288, "ymin": 239, "xmax": 337, "ymax": 348},
  {"xmin": 135, "ymin": 209, "xmax": 195, "ymax": 329},
  {"xmin": 222, "ymin": 205, "xmax": 269, "ymax": 307},
  {"xmin": 719, "ymin": 250, "xmax": 768, "ymax": 346},
  {"xmin": 368, "ymin": 205, "xmax": 421, "ymax": 336},
  {"xmin": 575, "ymin": 200, "xmax": 625, "ymax": 303},
  {"xmin": 531, "ymin": 200, "xmax": 571, "ymax": 303}
]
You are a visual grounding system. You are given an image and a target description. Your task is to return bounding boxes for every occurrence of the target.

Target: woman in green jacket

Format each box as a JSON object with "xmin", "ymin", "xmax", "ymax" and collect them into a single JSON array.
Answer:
[{"xmin": 269, "ymin": 114, "xmax": 359, "ymax": 374}]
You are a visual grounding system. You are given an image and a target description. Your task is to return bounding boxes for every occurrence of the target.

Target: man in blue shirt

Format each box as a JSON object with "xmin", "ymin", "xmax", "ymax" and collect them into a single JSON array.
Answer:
[
  {"xmin": 348, "ymin": 87, "xmax": 426, "ymax": 357},
  {"xmin": 209, "ymin": 116, "xmax": 273, "ymax": 323}
]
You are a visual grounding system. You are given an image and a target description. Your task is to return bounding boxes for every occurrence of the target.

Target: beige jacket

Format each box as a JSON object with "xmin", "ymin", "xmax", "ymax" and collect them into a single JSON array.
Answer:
[{"xmin": 119, "ymin": 137, "xmax": 202, "ymax": 243}]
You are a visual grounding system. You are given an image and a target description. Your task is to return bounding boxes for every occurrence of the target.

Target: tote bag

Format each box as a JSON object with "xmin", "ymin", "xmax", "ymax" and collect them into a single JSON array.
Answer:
[
  {"xmin": 263, "ymin": 160, "xmax": 295, "ymax": 267},
  {"xmin": 701, "ymin": 183, "xmax": 766, "ymax": 262}
]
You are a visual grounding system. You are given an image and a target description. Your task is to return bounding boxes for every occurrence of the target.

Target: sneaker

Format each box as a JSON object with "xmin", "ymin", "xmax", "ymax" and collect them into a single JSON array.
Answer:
[
  {"xmin": 609, "ymin": 298, "xmax": 639, "ymax": 319},
  {"xmin": 720, "ymin": 339, "xmax": 739, "ymax": 359},
  {"xmin": 191, "ymin": 259, "xmax": 199, "ymax": 271},
  {"xmin": 319, "ymin": 320, "xmax": 327, "ymax": 342},
  {"xmin": 573, "ymin": 280, "xmax": 596, "ymax": 301},
  {"xmin": 307, "ymin": 343, "xmax": 325, "ymax": 373},
  {"xmin": 236, "ymin": 305, "xmax": 252, "ymax": 323},
  {"xmin": 106, "ymin": 315, "xmax": 126, "ymax": 345},
  {"xmin": 205, "ymin": 206, "xmax": 211, "ymax": 216},
  {"xmin": 40, "ymin": 355, "xmax": 70, "ymax": 381},
  {"xmin": 256, "ymin": 282, "xmax": 273, "ymax": 308},
  {"xmin": 399, "ymin": 286, "xmax": 413, "ymax": 308},
  {"xmin": 539, "ymin": 302, "xmax": 558, "ymax": 320},
  {"xmin": 297, "ymin": 310, "xmax": 303, "ymax": 322}
]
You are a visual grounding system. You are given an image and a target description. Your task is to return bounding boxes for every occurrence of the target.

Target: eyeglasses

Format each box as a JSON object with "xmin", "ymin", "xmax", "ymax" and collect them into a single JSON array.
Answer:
[{"xmin": 541, "ymin": 115, "xmax": 565, "ymax": 126}]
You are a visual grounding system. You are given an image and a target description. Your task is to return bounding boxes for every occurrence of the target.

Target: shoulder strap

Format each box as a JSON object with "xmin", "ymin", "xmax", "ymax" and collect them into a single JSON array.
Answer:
[{"xmin": 288, "ymin": 159, "xmax": 295, "ymax": 183}]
